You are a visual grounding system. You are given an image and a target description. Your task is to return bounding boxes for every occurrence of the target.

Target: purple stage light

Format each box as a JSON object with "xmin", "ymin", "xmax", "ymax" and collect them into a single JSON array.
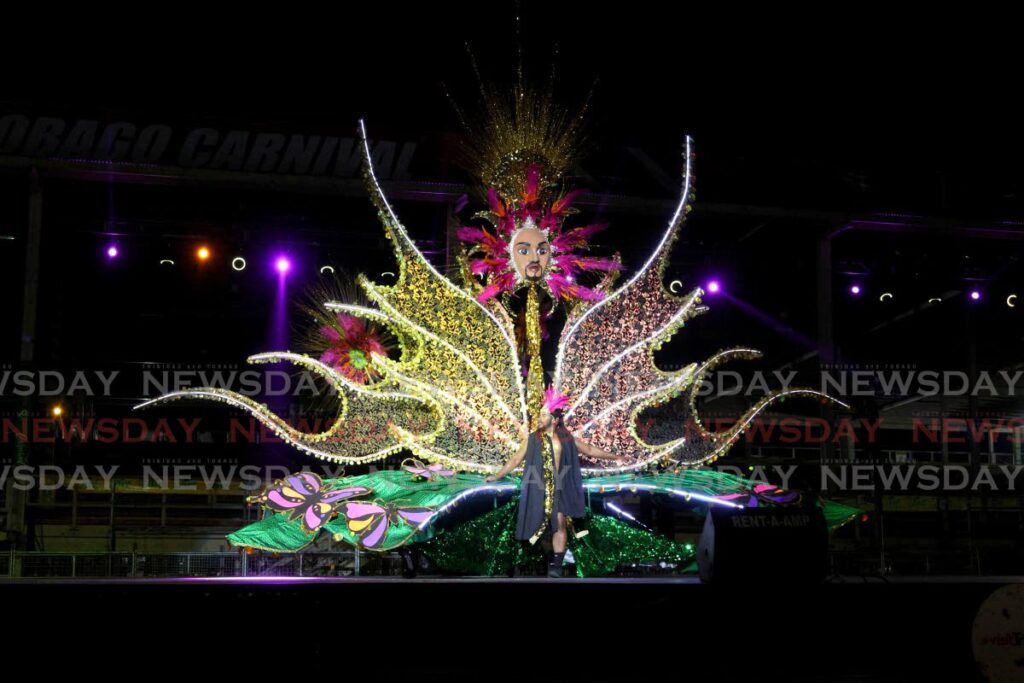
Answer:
[
  {"xmin": 970, "ymin": 290, "xmax": 981, "ymax": 301},
  {"xmin": 706, "ymin": 280, "xmax": 721, "ymax": 294},
  {"xmin": 850, "ymin": 284, "xmax": 861, "ymax": 295},
  {"xmin": 275, "ymin": 256, "xmax": 291, "ymax": 274},
  {"xmin": 106, "ymin": 245, "xmax": 118, "ymax": 258}
]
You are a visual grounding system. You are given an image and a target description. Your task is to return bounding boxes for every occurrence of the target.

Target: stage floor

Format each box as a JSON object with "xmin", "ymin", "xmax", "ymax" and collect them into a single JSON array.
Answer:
[{"xmin": 3, "ymin": 576, "xmax": 1020, "ymax": 682}]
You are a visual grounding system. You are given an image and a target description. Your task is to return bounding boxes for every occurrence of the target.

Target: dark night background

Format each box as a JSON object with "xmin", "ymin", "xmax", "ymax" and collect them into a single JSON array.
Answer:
[
  {"xmin": 1, "ymin": 5, "xmax": 1023, "ymax": 569},
  {"xmin": 3, "ymin": 6, "xmax": 1021, "ymax": 365},
  {"xmin": 3, "ymin": 8, "xmax": 1024, "ymax": 681}
]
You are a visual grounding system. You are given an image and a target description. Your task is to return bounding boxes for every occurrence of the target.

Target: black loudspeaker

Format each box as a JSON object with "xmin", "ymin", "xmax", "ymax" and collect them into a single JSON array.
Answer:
[{"xmin": 697, "ymin": 506, "xmax": 829, "ymax": 583}]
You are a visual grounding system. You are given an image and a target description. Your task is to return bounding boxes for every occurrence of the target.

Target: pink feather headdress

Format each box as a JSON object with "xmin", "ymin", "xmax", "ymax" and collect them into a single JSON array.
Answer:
[{"xmin": 542, "ymin": 385, "xmax": 572, "ymax": 413}]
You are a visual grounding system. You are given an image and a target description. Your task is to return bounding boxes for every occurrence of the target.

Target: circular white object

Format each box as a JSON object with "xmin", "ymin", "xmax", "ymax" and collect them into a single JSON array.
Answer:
[{"xmin": 973, "ymin": 583, "xmax": 1024, "ymax": 681}]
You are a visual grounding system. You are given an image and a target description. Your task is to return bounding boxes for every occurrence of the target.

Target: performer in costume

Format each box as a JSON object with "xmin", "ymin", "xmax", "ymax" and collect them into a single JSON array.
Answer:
[{"xmin": 487, "ymin": 387, "xmax": 625, "ymax": 576}]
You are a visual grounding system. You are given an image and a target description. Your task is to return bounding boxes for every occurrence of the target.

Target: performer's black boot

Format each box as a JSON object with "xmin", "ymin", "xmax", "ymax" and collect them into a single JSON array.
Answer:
[{"xmin": 547, "ymin": 552, "xmax": 565, "ymax": 578}]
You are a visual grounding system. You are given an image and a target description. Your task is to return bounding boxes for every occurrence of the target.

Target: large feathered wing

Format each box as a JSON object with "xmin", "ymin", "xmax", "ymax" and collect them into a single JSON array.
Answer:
[
  {"xmin": 133, "ymin": 350, "xmax": 442, "ymax": 464},
  {"xmin": 555, "ymin": 138, "xmax": 846, "ymax": 472},
  {"xmin": 352, "ymin": 120, "xmax": 528, "ymax": 471}
]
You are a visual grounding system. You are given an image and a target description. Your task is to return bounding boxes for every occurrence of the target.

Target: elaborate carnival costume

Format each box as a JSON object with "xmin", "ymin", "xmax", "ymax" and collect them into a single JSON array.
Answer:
[{"xmin": 136, "ymin": 90, "xmax": 859, "ymax": 576}]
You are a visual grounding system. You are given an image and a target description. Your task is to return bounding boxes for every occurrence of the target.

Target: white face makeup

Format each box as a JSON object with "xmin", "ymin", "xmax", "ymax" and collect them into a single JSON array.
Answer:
[{"xmin": 510, "ymin": 224, "xmax": 551, "ymax": 282}]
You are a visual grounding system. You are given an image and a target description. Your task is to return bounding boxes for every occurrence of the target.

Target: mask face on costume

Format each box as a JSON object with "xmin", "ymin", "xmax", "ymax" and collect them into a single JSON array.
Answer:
[{"xmin": 511, "ymin": 226, "xmax": 551, "ymax": 282}]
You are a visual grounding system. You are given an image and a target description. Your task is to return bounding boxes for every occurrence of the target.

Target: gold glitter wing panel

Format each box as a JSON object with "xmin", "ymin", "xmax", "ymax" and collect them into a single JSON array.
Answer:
[
  {"xmin": 133, "ymin": 351, "xmax": 442, "ymax": 464},
  {"xmin": 355, "ymin": 121, "xmax": 529, "ymax": 471},
  {"xmin": 554, "ymin": 139, "xmax": 847, "ymax": 472}
]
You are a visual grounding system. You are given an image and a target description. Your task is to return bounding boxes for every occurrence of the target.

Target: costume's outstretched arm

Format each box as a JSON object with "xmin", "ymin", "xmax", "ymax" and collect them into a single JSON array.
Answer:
[
  {"xmin": 486, "ymin": 437, "xmax": 529, "ymax": 481},
  {"xmin": 573, "ymin": 437, "xmax": 625, "ymax": 465}
]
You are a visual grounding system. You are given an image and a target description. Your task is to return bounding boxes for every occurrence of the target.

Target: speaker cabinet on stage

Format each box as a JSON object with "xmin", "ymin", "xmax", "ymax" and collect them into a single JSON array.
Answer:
[{"xmin": 697, "ymin": 506, "xmax": 828, "ymax": 583}]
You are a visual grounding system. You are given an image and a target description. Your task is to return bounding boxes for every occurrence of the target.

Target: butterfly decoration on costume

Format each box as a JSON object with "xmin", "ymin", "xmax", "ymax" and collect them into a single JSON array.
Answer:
[
  {"xmin": 334, "ymin": 500, "xmax": 435, "ymax": 550},
  {"xmin": 713, "ymin": 483, "xmax": 802, "ymax": 508},
  {"xmin": 249, "ymin": 472, "xmax": 371, "ymax": 534},
  {"xmin": 402, "ymin": 459, "xmax": 455, "ymax": 482}
]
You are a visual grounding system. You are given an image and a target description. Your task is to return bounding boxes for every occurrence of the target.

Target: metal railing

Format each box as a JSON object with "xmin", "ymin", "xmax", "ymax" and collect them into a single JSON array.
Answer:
[
  {"xmin": 828, "ymin": 548, "xmax": 990, "ymax": 577},
  {"xmin": 0, "ymin": 550, "xmax": 410, "ymax": 579}
]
